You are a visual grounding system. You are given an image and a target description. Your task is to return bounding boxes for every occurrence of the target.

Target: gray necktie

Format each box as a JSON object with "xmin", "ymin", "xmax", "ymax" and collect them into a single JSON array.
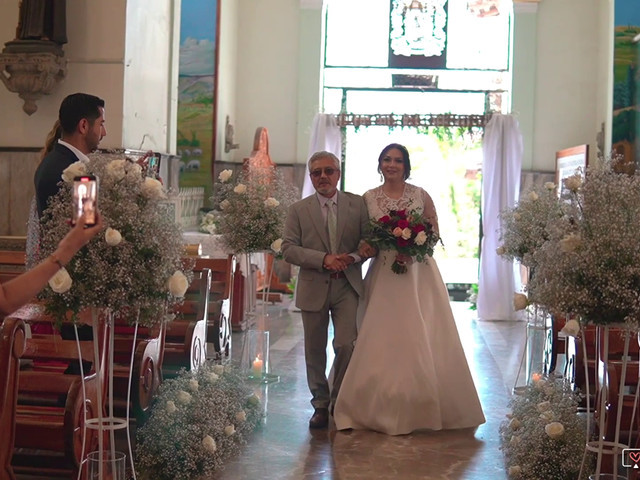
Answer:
[{"xmin": 326, "ymin": 200, "xmax": 337, "ymax": 253}]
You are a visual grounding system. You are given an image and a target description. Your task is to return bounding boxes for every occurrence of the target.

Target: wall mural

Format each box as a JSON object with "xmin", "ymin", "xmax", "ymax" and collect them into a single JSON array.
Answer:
[
  {"xmin": 178, "ymin": 0, "xmax": 219, "ymax": 197},
  {"xmin": 613, "ymin": 0, "xmax": 640, "ymax": 165}
]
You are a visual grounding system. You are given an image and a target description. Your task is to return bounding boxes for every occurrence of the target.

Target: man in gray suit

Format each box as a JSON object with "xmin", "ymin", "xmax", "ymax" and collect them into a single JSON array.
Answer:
[{"xmin": 282, "ymin": 151, "xmax": 371, "ymax": 429}]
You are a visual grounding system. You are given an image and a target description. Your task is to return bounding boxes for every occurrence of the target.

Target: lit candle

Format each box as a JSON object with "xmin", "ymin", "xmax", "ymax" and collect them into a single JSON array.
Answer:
[
  {"xmin": 252, "ymin": 355, "xmax": 264, "ymax": 378},
  {"xmin": 532, "ymin": 373, "xmax": 542, "ymax": 383}
]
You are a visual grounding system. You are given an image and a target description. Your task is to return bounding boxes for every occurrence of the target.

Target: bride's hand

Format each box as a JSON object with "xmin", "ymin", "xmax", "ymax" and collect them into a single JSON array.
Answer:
[{"xmin": 358, "ymin": 241, "xmax": 377, "ymax": 259}]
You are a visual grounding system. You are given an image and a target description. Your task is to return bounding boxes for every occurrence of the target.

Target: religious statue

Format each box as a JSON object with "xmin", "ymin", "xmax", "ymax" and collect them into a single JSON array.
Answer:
[{"xmin": 16, "ymin": 0, "xmax": 67, "ymax": 45}]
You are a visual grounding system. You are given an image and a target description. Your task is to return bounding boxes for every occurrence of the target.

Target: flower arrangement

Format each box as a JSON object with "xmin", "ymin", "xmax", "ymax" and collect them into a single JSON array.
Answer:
[
  {"xmin": 38, "ymin": 153, "xmax": 191, "ymax": 327},
  {"xmin": 212, "ymin": 167, "xmax": 298, "ymax": 254},
  {"xmin": 136, "ymin": 363, "xmax": 263, "ymax": 480},
  {"xmin": 498, "ymin": 182, "xmax": 563, "ymax": 269},
  {"xmin": 199, "ymin": 210, "xmax": 219, "ymax": 234},
  {"xmin": 525, "ymin": 159, "xmax": 640, "ymax": 327},
  {"xmin": 366, "ymin": 208, "xmax": 441, "ymax": 274},
  {"xmin": 500, "ymin": 377, "xmax": 589, "ymax": 479}
]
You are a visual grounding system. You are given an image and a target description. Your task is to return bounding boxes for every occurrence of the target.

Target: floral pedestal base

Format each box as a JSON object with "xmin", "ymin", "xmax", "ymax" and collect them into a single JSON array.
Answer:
[{"xmin": 513, "ymin": 314, "xmax": 551, "ymax": 395}]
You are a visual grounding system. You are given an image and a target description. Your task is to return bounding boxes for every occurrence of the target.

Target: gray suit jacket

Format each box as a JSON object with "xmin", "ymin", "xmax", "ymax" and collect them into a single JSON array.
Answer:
[{"xmin": 282, "ymin": 191, "xmax": 369, "ymax": 311}]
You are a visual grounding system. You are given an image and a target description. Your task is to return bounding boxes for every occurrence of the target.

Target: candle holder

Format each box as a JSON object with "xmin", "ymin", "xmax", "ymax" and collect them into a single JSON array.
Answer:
[{"xmin": 241, "ymin": 329, "xmax": 279, "ymax": 383}]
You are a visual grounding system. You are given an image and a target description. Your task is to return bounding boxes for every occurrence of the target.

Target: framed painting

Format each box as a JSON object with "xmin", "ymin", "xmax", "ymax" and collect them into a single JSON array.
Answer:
[
  {"xmin": 555, "ymin": 144, "xmax": 588, "ymax": 197},
  {"xmin": 177, "ymin": 0, "xmax": 221, "ymax": 200}
]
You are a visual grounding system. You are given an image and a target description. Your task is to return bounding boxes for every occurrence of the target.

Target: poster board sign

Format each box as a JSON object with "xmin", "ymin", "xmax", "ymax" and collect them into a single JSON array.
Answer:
[{"xmin": 555, "ymin": 144, "xmax": 589, "ymax": 197}]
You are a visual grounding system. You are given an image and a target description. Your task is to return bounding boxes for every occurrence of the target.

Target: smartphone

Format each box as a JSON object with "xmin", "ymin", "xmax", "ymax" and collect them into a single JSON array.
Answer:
[
  {"xmin": 72, "ymin": 175, "xmax": 98, "ymax": 226},
  {"xmin": 146, "ymin": 153, "xmax": 161, "ymax": 179}
]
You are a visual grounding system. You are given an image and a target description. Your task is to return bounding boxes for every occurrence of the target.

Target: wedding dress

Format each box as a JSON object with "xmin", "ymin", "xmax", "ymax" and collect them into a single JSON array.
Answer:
[{"xmin": 334, "ymin": 184, "xmax": 485, "ymax": 435}]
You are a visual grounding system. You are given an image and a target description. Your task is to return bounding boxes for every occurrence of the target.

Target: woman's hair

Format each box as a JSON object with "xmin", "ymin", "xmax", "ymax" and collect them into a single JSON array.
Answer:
[
  {"xmin": 377, "ymin": 143, "xmax": 411, "ymax": 180},
  {"xmin": 39, "ymin": 120, "xmax": 62, "ymax": 162}
]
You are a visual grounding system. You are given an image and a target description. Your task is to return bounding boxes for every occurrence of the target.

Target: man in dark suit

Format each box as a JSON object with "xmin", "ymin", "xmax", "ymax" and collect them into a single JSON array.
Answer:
[
  {"xmin": 34, "ymin": 92, "xmax": 106, "ymax": 216},
  {"xmin": 282, "ymin": 151, "xmax": 372, "ymax": 428}
]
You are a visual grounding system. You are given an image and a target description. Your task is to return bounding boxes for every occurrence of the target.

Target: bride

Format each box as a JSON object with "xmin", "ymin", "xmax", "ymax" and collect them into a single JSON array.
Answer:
[{"xmin": 333, "ymin": 143, "xmax": 485, "ymax": 435}]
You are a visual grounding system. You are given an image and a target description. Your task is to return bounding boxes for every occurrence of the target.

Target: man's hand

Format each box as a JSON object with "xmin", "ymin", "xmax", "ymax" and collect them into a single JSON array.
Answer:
[{"xmin": 323, "ymin": 254, "xmax": 350, "ymax": 272}]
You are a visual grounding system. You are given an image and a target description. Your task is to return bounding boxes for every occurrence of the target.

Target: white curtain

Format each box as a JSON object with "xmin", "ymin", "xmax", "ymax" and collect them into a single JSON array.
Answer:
[
  {"xmin": 477, "ymin": 114, "xmax": 523, "ymax": 321},
  {"xmin": 301, "ymin": 113, "xmax": 342, "ymax": 198}
]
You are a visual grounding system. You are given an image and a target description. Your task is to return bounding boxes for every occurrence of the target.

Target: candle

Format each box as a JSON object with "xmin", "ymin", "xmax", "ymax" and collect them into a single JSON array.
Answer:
[
  {"xmin": 252, "ymin": 355, "xmax": 264, "ymax": 378},
  {"xmin": 532, "ymin": 373, "xmax": 542, "ymax": 383}
]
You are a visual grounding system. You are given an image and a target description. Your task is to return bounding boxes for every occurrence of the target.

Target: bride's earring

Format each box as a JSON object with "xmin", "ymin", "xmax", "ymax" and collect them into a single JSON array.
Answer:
[{"xmin": 379, "ymin": 173, "xmax": 383, "ymax": 182}]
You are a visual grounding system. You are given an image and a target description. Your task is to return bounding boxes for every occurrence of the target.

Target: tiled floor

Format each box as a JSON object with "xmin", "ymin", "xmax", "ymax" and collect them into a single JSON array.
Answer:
[{"xmin": 215, "ymin": 299, "xmax": 527, "ymax": 480}]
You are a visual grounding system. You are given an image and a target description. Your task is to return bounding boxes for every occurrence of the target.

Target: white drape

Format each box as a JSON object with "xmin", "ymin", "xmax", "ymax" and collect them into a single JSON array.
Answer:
[
  {"xmin": 477, "ymin": 114, "xmax": 523, "ymax": 321},
  {"xmin": 301, "ymin": 113, "xmax": 342, "ymax": 199}
]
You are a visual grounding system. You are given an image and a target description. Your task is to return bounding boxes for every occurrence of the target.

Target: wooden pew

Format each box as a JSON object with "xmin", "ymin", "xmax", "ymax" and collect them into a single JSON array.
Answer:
[
  {"xmin": 193, "ymin": 256, "xmax": 234, "ymax": 360},
  {"xmin": 0, "ymin": 236, "xmax": 27, "ymax": 284},
  {"xmin": 162, "ymin": 268, "xmax": 211, "ymax": 378},
  {"xmin": 7, "ymin": 310, "xmax": 107, "ymax": 479}
]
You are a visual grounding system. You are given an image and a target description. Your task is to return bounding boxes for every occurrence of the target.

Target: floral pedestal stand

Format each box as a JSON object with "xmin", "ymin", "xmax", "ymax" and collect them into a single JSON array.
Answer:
[
  {"xmin": 513, "ymin": 305, "xmax": 551, "ymax": 394},
  {"xmin": 578, "ymin": 325, "xmax": 640, "ymax": 480},
  {"xmin": 76, "ymin": 310, "xmax": 138, "ymax": 480}
]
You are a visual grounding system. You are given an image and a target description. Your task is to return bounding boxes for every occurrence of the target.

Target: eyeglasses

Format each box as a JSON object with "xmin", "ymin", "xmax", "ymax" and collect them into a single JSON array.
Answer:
[{"xmin": 310, "ymin": 167, "xmax": 338, "ymax": 178}]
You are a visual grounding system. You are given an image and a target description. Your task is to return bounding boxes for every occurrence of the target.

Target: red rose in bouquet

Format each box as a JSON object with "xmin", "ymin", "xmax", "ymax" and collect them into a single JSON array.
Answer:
[{"xmin": 367, "ymin": 209, "xmax": 441, "ymax": 274}]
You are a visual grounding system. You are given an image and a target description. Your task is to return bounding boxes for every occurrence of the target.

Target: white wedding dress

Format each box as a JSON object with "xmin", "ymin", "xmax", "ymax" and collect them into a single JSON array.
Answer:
[{"xmin": 334, "ymin": 184, "xmax": 485, "ymax": 435}]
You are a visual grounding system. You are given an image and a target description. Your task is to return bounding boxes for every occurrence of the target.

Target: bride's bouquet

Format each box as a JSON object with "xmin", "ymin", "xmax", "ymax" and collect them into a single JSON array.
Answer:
[{"xmin": 367, "ymin": 209, "xmax": 440, "ymax": 274}]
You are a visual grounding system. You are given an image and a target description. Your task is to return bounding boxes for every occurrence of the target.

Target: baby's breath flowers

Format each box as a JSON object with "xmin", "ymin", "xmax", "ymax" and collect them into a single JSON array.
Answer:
[
  {"xmin": 136, "ymin": 363, "xmax": 263, "ymax": 480},
  {"xmin": 213, "ymin": 166, "xmax": 298, "ymax": 253},
  {"xmin": 500, "ymin": 378, "xmax": 588, "ymax": 479},
  {"xmin": 37, "ymin": 153, "xmax": 191, "ymax": 327}
]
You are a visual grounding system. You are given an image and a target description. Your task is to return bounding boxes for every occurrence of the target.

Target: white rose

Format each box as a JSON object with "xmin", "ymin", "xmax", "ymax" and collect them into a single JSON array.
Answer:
[
  {"xmin": 496, "ymin": 245, "xmax": 506, "ymax": 255},
  {"xmin": 414, "ymin": 231, "xmax": 427, "ymax": 246},
  {"xmin": 220, "ymin": 199, "xmax": 230, "ymax": 210},
  {"xmin": 235, "ymin": 410, "xmax": 247, "ymax": 422},
  {"xmin": 539, "ymin": 411, "xmax": 554, "ymax": 422},
  {"xmin": 177, "ymin": 390, "xmax": 192, "ymax": 404},
  {"xmin": 189, "ymin": 378, "xmax": 199, "ymax": 391},
  {"xmin": 513, "ymin": 293, "xmax": 528, "ymax": 311},
  {"xmin": 271, "ymin": 238, "xmax": 283, "ymax": 253},
  {"xmin": 105, "ymin": 228, "xmax": 122, "ymax": 246},
  {"xmin": 513, "ymin": 212, "xmax": 521, "ymax": 220},
  {"xmin": 509, "ymin": 417, "xmax": 521, "ymax": 430},
  {"xmin": 106, "ymin": 159, "xmax": 127, "ymax": 180},
  {"xmin": 203, "ymin": 223, "xmax": 217, "ymax": 234},
  {"xmin": 218, "ymin": 169, "xmax": 233, "ymax": 182},
  {"xmin": 206, "ymin": 372, "xmax": 219, "ymax": 383},
  {"xmin": 233, "ymin": 183, "xmax": 247, "ymax": 194},
  {"xmin": 202, "ymin": 435, "xmax": 217, "ymax": 453},
  {"xmin": 166, "ymin": 400, "xmax": 177, "ymax": 414},
  {"xmin": 264, "ymin": 197, "xmax": 280, "ymax": 208},
  {"xmin": 509, "ymin": 435, "xmax": 521, "ymax": 446},
  {"xmin": 536, "ymin": 401, "xmax": 551, "ymax": 412},
  {"xmin": 61, "ymin": 161, "xmax": 87, "ymax": 183},
  {"xmin": 528, "ymin": 191, "xmax": 539, "ymax": 201},
  {"xmin": 168, "ymin": 271, "xmax": 189, "ymax": 297},
  {"xmin": 545, "ymin": 421, "xmax": 565, "ymax": 439},
  {"xmin": 544, "ymin": 182, "xmax": 556, "ymax": 191},
  {"xmin": 401, "ymin": 227, "xmax": 412, "ymax": 240},
  {"xmin": 213, "ymin": 365, "xmax": 225, "ymax": 375},
  {"xmin": 49, "ymin": 267, "xmax": 72, "ymax": 293},
  {"xmin": 560, "ymin": 233, "xmax": 581, "ymax": 253},
  {"xmin": 508, "ymin": 465, "xmax": 522, "ymax": 477},
  {"xmin": 563, "ymin": 174, "xmax": 582, "ymax": 192},
  {"xmin": 224, "ymin": 425, "xmax": 235, "ymax": 436},
  {"xmin": 141, "ymin": 177, "xmax": 166, "ymax": 200},
  {"xmin": 561, "ymin": 319, "xmax": 581, "ymax": 337}
]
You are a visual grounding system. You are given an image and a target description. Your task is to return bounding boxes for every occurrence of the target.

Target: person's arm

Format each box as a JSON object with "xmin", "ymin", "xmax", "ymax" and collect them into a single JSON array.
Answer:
[
  {"xmin": 0, "ymin": 214, "xmax": 104, "ymax": 316},
  {"xmin": 282, "ymin": 204, "xmax": 329, "ymax": 272},
  {"xmin": 421, "ymin": 189, "xmax": 440, "ymax": 237}
]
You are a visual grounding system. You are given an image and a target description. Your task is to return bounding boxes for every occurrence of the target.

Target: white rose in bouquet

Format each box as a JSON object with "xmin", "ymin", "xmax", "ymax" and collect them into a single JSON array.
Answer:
[
  {"xmin": 105, "ymin": 227, "xmax": 122, "ymax": 246},
  {"xmin": 513, "ymin": 293, "xmax": 528, "ymax": 311},
  {"xmin": 544, "ymin": 182, "xmax": 556, "ymax": 191},
  {"xmin": 168, "ymin": 271, "xmax": 189, "ymax": 297},
  {"xmin": 528, "ymin": 191, "xmax": 539, "ymax": 201},
  {"xmin": 49, "ymin": 268, "xmax": 72, "ymax": 293},
  {"xmin": 264, "ymin": 197, "xmax": 280, "ymax": 207},
  {"xmin": 401, "ymin": 227, "xmax": 412, "ymax": 240},
  {"xmin": 177, "ymin": 390, "xmax": 192, "ymax": 405},
  {"xmin": 61, "ymin": 161, "xmax": 87, "ymax": 183},
  {"xmin": 141, "ymin": 177, "xmax": 166, "ymax": 200},
  {"xmin": 414, "ymin": 231, "xmax": 427, "ymax": 246},
  {"xmin": 271, "ymin": 238, "xmax": 283, "ymax": 253},
  {"xmin": 224, "ymin": 425, "xmax": 235, "ymax": 436},
  {"xmin": 189, "ymin": 379, "xmax": 199, "ymax": 392},
  {"xmin": 563, "ymin": 174, "xmax": 583, "ymax": 192},
  {"xmin": 166, "ymin": 400, "xmax": 177, "ymax": 414},
  {"xmin": 218, "ymin": 169, "xmax": 233, "ymax": 182},
  {"xmin": 235, "ymin": 410, "xmax": 247, "ymax": 422},
  {"xmin": 233, "ymin": 183, "xmax": 247, "ymax": 194},
  {"xmin": 561, "ymin": 319, "xmax": 581, "ymax": 337},
  {"xmin": 545, "ymin": 421, "xmax": 565, "ymax": 439},
  {"xmin": 106, "ymin": 159, "xmax": 127, "ymax": 181},
  {"xmin": 202, "ymin": 435, "xmax": 217, "ymax": 453}
]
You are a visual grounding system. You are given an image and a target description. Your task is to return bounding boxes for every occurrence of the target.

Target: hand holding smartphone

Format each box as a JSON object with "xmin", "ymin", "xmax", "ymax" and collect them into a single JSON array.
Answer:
[{"xmin": 72, "ymin": 175, "xmax": 98, "ymax": 227}]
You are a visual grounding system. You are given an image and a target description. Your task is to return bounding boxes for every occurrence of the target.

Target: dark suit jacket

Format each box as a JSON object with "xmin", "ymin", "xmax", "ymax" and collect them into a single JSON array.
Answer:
[{"xmin": 34, "ymin": 143, "xmax": 79, "ymax": 216}]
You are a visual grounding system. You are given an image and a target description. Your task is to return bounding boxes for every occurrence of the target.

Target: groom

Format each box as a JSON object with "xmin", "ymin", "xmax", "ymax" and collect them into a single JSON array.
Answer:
[{"xmin": 282, "ymin": 151, "xmax": 371, "ymax": 429}]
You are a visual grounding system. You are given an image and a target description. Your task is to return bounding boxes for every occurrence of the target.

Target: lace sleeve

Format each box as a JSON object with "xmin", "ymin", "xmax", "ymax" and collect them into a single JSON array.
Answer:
[{"xmin": 421, "ymin": 188, "xmax": 439, "ymax": 237}]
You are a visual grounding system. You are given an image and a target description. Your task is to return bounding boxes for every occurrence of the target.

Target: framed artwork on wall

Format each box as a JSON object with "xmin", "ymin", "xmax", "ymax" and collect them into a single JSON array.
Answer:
[
  {"xmin": 555, "ymin": 144, "xmax": 588, "ymax": 197},
  {"xmin": 177, "ymin": 0, "xmax": 221, "ymax": 200}
]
